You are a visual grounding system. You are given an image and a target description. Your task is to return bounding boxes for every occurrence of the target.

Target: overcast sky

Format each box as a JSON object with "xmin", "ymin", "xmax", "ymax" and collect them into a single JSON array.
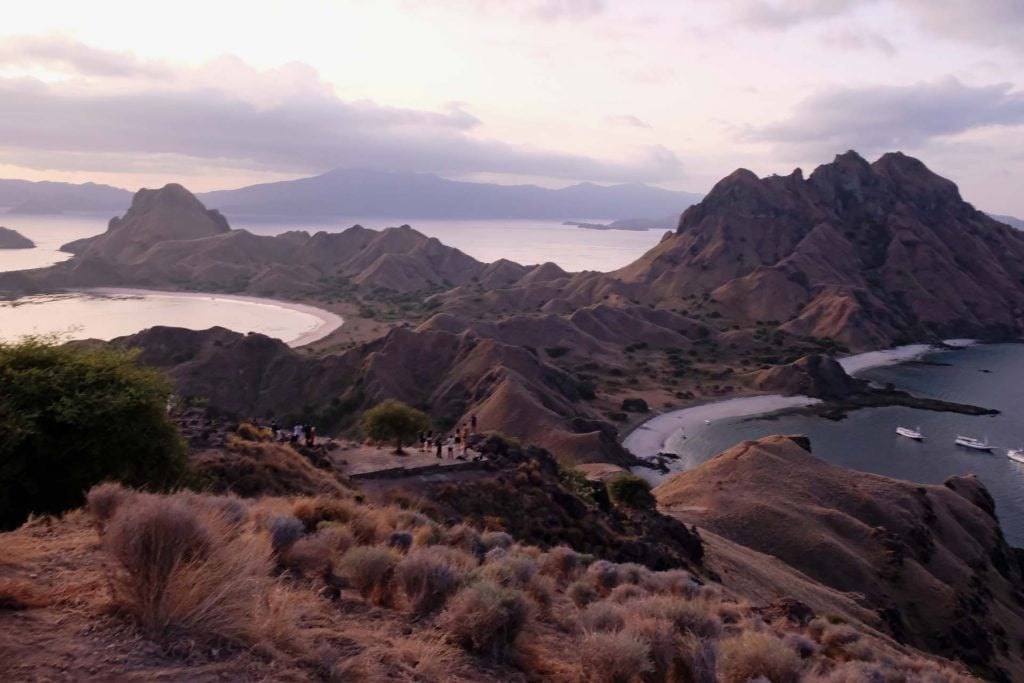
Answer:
[{"xmin": 1, "ymin": 0, "xmax": 1023, "ymax": 213}]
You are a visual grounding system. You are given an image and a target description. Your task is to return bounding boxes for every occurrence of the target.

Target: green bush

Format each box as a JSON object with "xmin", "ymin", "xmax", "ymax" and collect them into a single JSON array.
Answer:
[
  {"xmin": 360, "ymin": 399, "xmax": 430, "ymax": 453},
  {"xmin": 607, "ymin": 474, "xmax": 655, "ymax": 509},
  {"xmin": 0, "ymin": 338, "xmax": 188, "ymax": 529}
]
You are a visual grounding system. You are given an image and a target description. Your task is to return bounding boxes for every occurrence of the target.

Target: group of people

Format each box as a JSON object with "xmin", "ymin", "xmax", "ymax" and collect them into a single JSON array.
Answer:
[
  {"xmin": 419, "ymin": 414, "xmax": 478, "ymax": 459},
  {"xmin": 268, "ymin": 420, "xmax": 317, "ymax": 447}
]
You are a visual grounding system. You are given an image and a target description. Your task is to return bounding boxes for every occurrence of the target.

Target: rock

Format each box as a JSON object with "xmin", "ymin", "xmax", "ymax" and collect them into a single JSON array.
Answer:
[
  {"xmin": 749, "ymin": 354, "xmax": 863, "ymax": 400},
  {"xmin": 0, "ymin": 227, "xmax": 34, "ymax": 249}
]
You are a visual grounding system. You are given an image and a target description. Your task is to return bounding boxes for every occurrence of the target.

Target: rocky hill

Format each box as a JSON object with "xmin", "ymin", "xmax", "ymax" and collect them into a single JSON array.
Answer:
[
  {"xmin": 0, "ymin": 184, "xmax": 551, "ymax": 298},
  {"xmin": 0, "ymin": 226, "xmax": 34, "ymax": 249},
  {"xmin": 113, "ymin": 325, "xmax": 633, "ymax": 466},
  {"xmin": 655, "ymin": 435, "xmax": 1024, "ymax": 681},
  {"xmin": 609, "ymin": 151, "xmax": 1024, "ymax": 350}
]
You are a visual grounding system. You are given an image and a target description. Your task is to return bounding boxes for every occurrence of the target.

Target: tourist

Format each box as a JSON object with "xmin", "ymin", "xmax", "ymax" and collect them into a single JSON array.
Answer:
[
  {"xmin": 418, "ymin": 431, "xmax": 426, "ymax": 452},
  {"xmin": 453, "ymin": 430, "xmax": 461, "ymax": 455},
  {"xmin": 446, "ymin": 434, "xmax": 455, "ymax": 458},
  {"xmin": 435, "ymin": 435, "xmax": 443, "ymax": 459},
  {"xmin": 470, "ymin": 414, "xmax": 477, "ymax": 432},
  {"xmin": 306, "ymin": 424, "xmax": 316, "ymax": 447},
  {"xmin": 292, "ymin": 424, "xmax": 304, "ymax": 444}
]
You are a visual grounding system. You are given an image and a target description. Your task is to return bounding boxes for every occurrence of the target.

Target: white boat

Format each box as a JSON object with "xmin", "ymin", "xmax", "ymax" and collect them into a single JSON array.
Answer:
[
  {"xmin": 1008, "ymin": 449, "xmax": 1024, "ymax": 464},
  {"xmin": 954, "ymin": 435, "xmax": 992, "ymax": 451},
  {"xmin": 896, "ymin": 426, "xmax": 924, "ymax": 440}
]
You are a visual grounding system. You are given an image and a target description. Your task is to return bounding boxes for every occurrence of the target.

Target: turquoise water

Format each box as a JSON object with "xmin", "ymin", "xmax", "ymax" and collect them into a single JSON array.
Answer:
[{"xmin": 667, "ymin": 344, "xmax": 1024, "ymax": 547}]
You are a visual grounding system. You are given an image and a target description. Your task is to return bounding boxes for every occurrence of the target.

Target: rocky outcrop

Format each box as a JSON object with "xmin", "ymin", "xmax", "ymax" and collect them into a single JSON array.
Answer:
[
  {"xmin": 750, "ymin": 354, "xmax": 863, "ymax": 399},
  {"xmin": 655, "ymin": 435, "xmax": 1024, "ymax": 680},
  {"xmin": 602, "ymin": 152, "xmax": 1024, "ymax": 349},
  {"xmin": 0, "ymin": 227, "xmax": 34, "ymax": 249}
]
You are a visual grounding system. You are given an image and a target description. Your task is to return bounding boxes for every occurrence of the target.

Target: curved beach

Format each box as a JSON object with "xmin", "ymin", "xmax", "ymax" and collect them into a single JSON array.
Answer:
[{"xmin": 0, "ymin": 288, "xmax": 344, "ymax": 348}]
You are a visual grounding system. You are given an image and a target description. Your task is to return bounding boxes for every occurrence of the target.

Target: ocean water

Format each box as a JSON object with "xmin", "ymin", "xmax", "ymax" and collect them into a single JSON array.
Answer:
[
  {"xmin": 0, "ymin": 212, "xmax": 665, "ymax": 275},
  {"xmin": 664, "ymin": 343, "xmax": 1024, "ymax": 546}
]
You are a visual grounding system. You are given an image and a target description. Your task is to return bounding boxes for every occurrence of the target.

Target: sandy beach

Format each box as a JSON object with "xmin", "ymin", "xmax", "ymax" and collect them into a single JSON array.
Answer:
[{"xmin": 80, "ymin": 288, "xmax": 345, "ymax": 347}]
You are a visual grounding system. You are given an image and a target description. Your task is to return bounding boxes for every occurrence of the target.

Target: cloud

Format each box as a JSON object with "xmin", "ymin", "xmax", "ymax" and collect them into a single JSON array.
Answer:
[
  {"xmin": 731, "ymin": 0, "xmax": 861, "ymax": 29},
  {"xmin": 0, "ymin": 34, "xmax": 171, "ymax": 78},
  {"xmin": 0, "ymin": 38, "xmax": 680, "ymax": 184},
  {"xmin": 819, "ymin": 28, "xmax": 896, "ymax": 56},
  {"xmin": 400, "ymin": 0, "xmax": 606, "ymax": 22},
  {"xmin": 606, "ymin": 114, "xmax": 653, "ymax": 129},
  {"xmin": 745, "ymin": 77, "xmax": 1024, "ymax": 157}
]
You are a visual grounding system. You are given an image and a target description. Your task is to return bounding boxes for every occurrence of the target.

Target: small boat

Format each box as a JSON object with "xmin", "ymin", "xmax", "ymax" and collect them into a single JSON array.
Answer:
[
  {"xmin": 955, "ymin": 435, "xmax": 992, "ymax": 451},
  {"xmin": 1008, "ymin": 449, "xmax": 1024, "ymax": 464},
  {"xmin": 896, "ymin": 426, "xmax": 924, "ymax": 441}
]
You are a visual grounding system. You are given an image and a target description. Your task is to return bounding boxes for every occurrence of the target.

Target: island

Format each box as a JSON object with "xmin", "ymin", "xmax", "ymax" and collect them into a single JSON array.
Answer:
[{"xmin": 0, "ymin": 226, "xmax": 35, "ymax": 249}]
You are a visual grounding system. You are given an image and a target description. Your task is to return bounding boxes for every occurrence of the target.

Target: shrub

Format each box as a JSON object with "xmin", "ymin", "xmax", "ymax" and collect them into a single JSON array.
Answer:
[
  {"xmin": 821, "ymin": 624, "xmax": 861, "ymax": 650},
  {"xmin": 85, "ymin": 482, "xmax": 132, "ymax": 534},
  {"xmin": 443, "ymin": 523, "xmax": 485, "ymax": 557},
  {"xmin": 627, "ymin": 616, "xmax": 679, "ymax": 683},
  {"xmin": 718, "ymin": 632, "xmax": 802, "ymax": 683},
  {"xmin": 568, "ymin": 579, "xmax": 599, "ymax": 608},
  {"xmin": 280, "ymin": 537, "xmax": 333, "ymax": 579},
  {"xmin": 291, "ymin": 496, "xmax": 357, "ymax": 531},
  {"xmin": 783, "ymin": 633, "xmax": 818, "ymax": 659},
  {"xmin": 579, "ymin": 631, "xmax": 653, "ymax": 683},
  {"xmin": 360, "ymin": 400, "xmax": 430, "ymax": 453},
  {"xmin": 538, "ymin": 545, "xmax": 581, "ymax": 584},
  {"xmin": 579, "ymin": 601, "xmax": 626, "ymax": 633},
  {"xmin": 388, "ymin": 531, "xmax": 414, "ymax": 553},
  {"xmin": 587, "ymin": 560, "xmax": 621, "ymax": 591},
  {"xmin": 481, "ymin": 531, "xmax": 514, "ymax": 550},
  {"xmin": 0, "ymin": 339, "xmax": 188, "ymax": 529},
  {"xmin": 337, "ymin": 546, "xmax": 398, "ymax": 605},
  {"xmin": 315, "ymin": 524, "xmax": 354, "ymax": 555},
  {"xmin": 102, "ymin": 494, "xmax": 276, "ymax": 645},
  {"xmin": 526, "ymin": 574, "xmax": 555, "ymax": 615},
  {"xmin": 268, "ymin": 516, "xmax": 305, "ymax": 555},
  {"xmin": 478, "ymin": 553, "xmax": 537, "ymax": 589},
  {"xmin": 395, "ymin": 546, "xmax": 471, "ymax": 616},
  {"xmin": 609, "ymin": 583, "xmax": 645, "ymax": 604},
  {"xmin": 630, "ymin": 596, "xmax": 722, "ymax": 639},
  {"xmin": 620, "ymin": 398, "xmax": 650, "ymax": 413},
  {"xmin": 439, "ymin": 580, "xmax": 530, "ymax": 660},
  {"xmin": 607, "ymin": 474, "xmax": 655, "ymax": 509}
]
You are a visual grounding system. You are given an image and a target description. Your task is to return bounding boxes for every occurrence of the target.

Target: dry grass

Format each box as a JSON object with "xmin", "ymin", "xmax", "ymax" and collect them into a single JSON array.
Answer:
[
  {"xmin": 0, "ymin": 577, "xmax": 51, "ymax": 610},
  {"xmin": 85, "ymin": 482, "xmax": 132, "ymax": 533},
  {"xmin": 579, "ymin": 630, "xmax": 653, "ymax": 683},
  {"xmin": 718, "ymin": 631, "xmax": 802, "ymax": 683},
  {"xmin": 337, "ymin": 546, "xmax": 398, "ymax": 605},
  {"xmin": 395, "ymin": 545, "xmax": 475, "ymax": 616},
  {"xmin": 101, "ymin": 493, "xmax": 288, "ymax": 649},
  {"xmin": 439, "ymin": 579, "xmax": 530, "ymax": 661},
  {"xmin": 579, "ymin": 601, "xmax": 626, "ymax": 633}
]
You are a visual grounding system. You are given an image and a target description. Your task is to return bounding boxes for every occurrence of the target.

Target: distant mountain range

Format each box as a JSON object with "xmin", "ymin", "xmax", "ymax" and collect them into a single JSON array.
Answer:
[{"xmin": 0, "ymin": 170, "xmax": 702, "ymax": 223}]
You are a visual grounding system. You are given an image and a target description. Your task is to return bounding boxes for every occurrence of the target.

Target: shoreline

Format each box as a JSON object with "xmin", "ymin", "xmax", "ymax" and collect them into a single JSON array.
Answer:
[
  {"xmin": 79, "ymin": 287, "xmax": 345, "ymax": 347},
  {"xmin": 623, "ymin": 339, "xmax": 978, "ymax": 462}
]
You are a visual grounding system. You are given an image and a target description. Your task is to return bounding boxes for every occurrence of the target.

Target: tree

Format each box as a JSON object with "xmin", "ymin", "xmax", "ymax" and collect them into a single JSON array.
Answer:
[
  {"xmin": 607, "ymin": 473, "xmax": 655, "ymax": 509},
  {"xmin": 361, "ymin": 400, "xmax": 430, "ymax": 454},
  {"xmin": 0, "ymin": 337, "xmax": 188, "ymax": 529}
]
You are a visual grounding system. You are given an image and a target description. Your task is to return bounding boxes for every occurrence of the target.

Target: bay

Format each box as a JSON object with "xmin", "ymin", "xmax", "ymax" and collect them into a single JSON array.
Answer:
[{"xmin": 649, "ymin": 343, "xmax": 1024, "ymax": 546}]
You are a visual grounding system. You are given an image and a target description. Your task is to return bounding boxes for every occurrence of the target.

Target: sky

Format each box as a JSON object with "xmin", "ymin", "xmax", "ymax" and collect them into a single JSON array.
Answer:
[{"xmin": 1, "ymin": 0, "xmax": 1023, "ymax": 213}]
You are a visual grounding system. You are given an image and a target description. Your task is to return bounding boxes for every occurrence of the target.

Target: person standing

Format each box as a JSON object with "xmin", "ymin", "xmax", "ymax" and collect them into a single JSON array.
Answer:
[
  {"xmin": 446, "ymin": 434, "xmax": 455, "ymax": 458},
  {"xmin": 470, "ymin": 414, "xmax": 477, "ymax": 432},
  {"xmin": 435, "ymin": 435, "xmax": 443, "ymax": 459}
]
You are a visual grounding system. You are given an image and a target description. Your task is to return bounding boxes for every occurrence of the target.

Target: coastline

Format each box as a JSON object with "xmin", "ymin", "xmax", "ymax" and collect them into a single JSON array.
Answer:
[
  {"xmin": 79, "ymin": 287, "xmax": 345, "ymax": 347},
  {"xmin": 623, "ymin": 339, "xmax": 978, "ymax": 462}
]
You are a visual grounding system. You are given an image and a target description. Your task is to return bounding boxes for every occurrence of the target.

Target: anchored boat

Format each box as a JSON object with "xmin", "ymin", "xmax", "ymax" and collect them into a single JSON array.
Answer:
[
  {"xmin": 954, "ymin": 435, "xmax": 992, "ymax": 451},
  {"xmin": 896, "ymin": 426, "xmax": 924, "ymax": 441},
  {"xmin": 1008, "ymin": 448, "xmax": 1024, "ymax": 464}
]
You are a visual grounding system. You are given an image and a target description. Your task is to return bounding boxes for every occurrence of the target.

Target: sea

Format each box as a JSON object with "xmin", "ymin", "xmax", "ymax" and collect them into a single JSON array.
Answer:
[
  {"xmin": 660, "ymin": 343, "xmax": 1024, "ymax": 547},
  {"xmin": 0, "ymin": 212, "xmax": 664, "ymax": 344}
]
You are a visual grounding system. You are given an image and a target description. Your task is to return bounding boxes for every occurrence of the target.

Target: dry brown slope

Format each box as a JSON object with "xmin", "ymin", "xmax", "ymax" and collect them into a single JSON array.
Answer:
[{"xmin": 655, "ymin": 435, "xmax": 1024, "ymax": 681}]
